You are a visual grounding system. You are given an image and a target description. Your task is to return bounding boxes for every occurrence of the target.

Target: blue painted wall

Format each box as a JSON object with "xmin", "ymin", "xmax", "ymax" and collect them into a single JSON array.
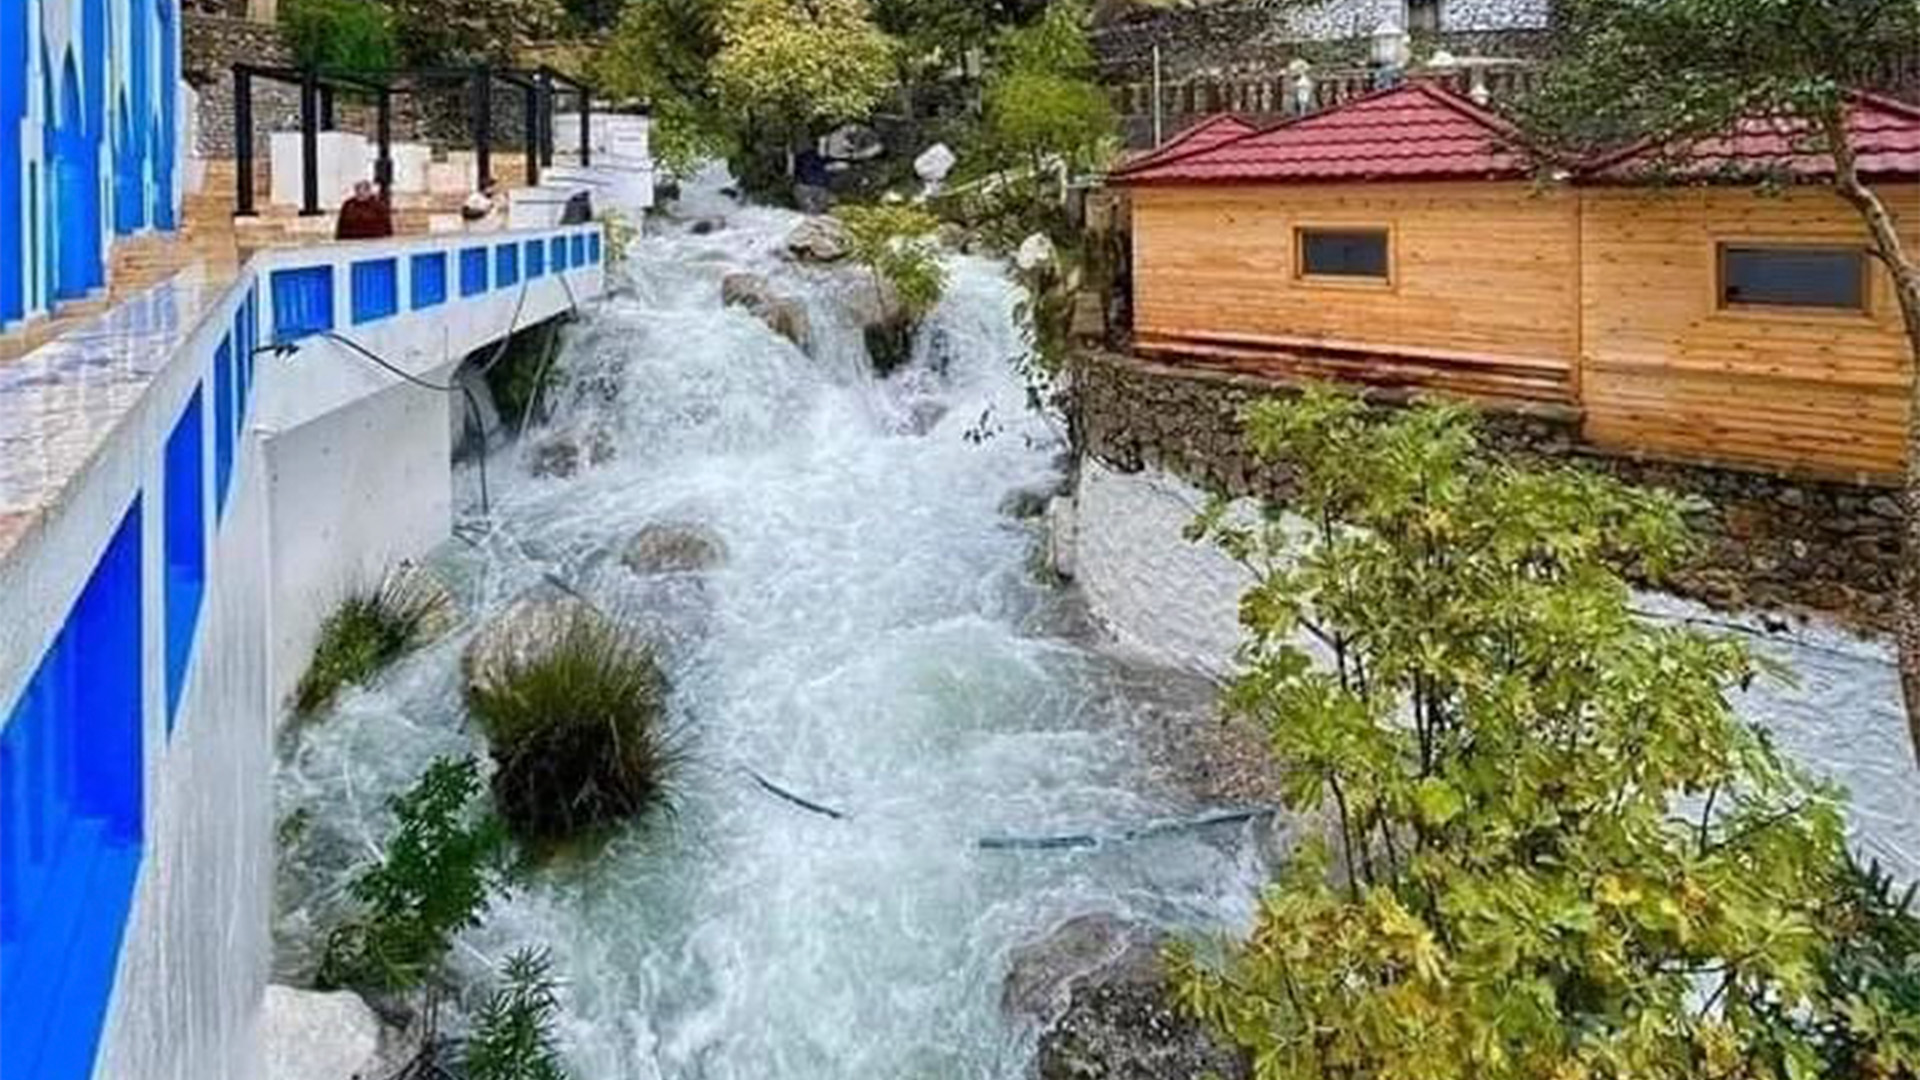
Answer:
[{"xmin": 3, "ymin": 0, "xmax": 181, "ymax": 329}]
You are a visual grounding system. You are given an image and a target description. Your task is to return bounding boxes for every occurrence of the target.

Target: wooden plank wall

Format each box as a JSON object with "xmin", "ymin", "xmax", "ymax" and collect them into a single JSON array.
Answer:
[
  {"xmin": 1129, "ymin": 180, "xmax": 1919, "ymax": 482},
  {"xmin": 1130, "ymin": 183, "xmax": 1582, "ymax": 405},
  {"xmin": 1580, "ymin": 186, "xmax": 1918, "ymax": 482}
]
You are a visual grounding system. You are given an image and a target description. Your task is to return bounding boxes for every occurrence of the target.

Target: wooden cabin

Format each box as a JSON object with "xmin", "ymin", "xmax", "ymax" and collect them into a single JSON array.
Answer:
[{"xmin": 1109, "ymin": 82, "xmax": 1920, "ymax": 482}]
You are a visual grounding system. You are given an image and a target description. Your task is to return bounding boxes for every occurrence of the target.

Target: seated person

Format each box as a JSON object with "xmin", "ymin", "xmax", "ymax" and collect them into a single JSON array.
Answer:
[
  {"xmin": 335, "ymin": 180, "xmax": 394, "ymax": 240},
  {"xmin": 462, "ymin": 179, "xmax": 507, "ymax": 229}
]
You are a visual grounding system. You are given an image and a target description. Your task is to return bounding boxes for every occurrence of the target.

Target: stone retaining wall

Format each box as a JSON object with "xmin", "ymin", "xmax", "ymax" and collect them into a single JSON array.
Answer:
[{"xmin": 1072, "ymin": 349, "xmax": 1902, "ymax": 632}]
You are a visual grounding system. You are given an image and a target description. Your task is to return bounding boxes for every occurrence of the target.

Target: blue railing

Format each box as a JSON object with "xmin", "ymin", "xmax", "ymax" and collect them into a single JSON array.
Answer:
[{"xmin": 0, "ymin": 221, "xmax": 604, "ymax": 1080}]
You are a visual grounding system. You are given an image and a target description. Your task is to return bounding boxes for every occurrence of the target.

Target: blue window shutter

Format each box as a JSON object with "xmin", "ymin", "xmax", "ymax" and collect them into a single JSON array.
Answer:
[
  {"xmin": 270, "ymin": 266, "xmax": 334, "ymax": 344},
  {"xmin": 163, "ymin": 389, "xmax": 206, "ymax": 724},
  {"xmin": 350, "ymin": 258, "xmax": 398, "ymax": 325},
  {"xmin": 411, "ymin": 252, "xmax": 448, "ymax": 310},
  {"xmin": 460, "ymin": 247, "xmax": 489, "ymax": 296}
]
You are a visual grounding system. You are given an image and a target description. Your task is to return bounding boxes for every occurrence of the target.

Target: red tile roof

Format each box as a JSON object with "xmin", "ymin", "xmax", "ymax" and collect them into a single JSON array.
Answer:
[
  {"xmin": 1582, "ymin": 91, "xmax": 1920, "ymax": 183},
  {"xmin": 1118, "ymin": 114, "xmax": 1258, "ymax": 173},
  {"xmin": 1111, "ymin": 81, "xmax": 1531, "ymax": 186}
]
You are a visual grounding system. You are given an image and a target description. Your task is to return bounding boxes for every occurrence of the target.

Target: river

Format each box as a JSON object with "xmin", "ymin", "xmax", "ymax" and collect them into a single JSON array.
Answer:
[{"xmin": 274, "ymin": 180, "xmax": 1267, "ymax": 1078}]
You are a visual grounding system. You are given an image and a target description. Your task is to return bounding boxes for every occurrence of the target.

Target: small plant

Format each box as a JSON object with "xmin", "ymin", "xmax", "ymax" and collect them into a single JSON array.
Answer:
[
  {"xmin": 599, "ymin": 210, "xmax": 639, "ymax": 268},
  {"xmin": 466, "ymin": 612, "xmax": 679, "ymax": 846},
  {"xmin": 837, "ymin": 203, "xmax": 948, "ymax": 375},
  {"xmin": 465, "ymin": 949, "xmax": 573, "ymax": 1080},
  {"xmin": 317, "ymin": 757, "xmax": 511, "ymax": 993},
  {"xmin": 295, "ymin": 571, "xmax": 444, "ymax": 715}
]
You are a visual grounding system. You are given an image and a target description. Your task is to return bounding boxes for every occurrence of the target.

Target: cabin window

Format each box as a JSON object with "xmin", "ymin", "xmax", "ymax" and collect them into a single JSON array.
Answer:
[
  {"xmin": 1719, "ymin": 245, "xmax": 1866, "ymax": 311},
  {"xmin": 1407, "ymin": 0, "xmax": 1442, "ymax": 34},
  {"xmin": 1298, "ymin": 228, "xmax": 1391, "ymax": 281}
]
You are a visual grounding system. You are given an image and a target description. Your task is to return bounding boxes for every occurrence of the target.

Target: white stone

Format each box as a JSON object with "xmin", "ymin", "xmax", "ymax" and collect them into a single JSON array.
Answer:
[
  {"xmin": 914, "ymin": 143, "xmax": 957, "ymax": 185},
  {"xmin": 386, "ymin": 142, "xmax": 433, "ymax": 194},
  {"xmin": 1015, "ymin": 232, "xmax": 1056, "ymax": 271},
  {"xmin": 261, "ymin": 985, "xmax": 382, "ymax": 1080}
]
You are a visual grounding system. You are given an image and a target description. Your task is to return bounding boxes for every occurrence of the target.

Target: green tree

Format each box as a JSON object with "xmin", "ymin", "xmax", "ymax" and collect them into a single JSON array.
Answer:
[
  {"xmin": 982, "ymin": 1, "xmax": 1117, "ymax": 207},
  {"xmin": 279, "ymin": 0, "xmax": 397, "ymax": 77},
  {"xmin": 318, "ymin": 757, "xmax": 511, "ymax": 993},
  {"xmin": 712, "ymin": 0, "xmax": 898, "ymax": 135},
  {"xmin": 1168, "ymin": 389, "xmax": 1913, "ymax": 1079},
  {"xmin": 592, "ymin": 0, "xmax": 733, "ymax": 178},
  {"xmin": 384, "ymin": 0, "xmax": 563, "ymax": 65},
  {"xmin": 1513, "ymin": 0, "xmax": 1920, "ymax": 764}
]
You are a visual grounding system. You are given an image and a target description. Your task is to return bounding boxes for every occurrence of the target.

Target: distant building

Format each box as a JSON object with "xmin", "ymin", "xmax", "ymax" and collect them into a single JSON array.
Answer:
[{"xmin": 1, "ymin": 0, "xmax": 184, "ymax": 331}]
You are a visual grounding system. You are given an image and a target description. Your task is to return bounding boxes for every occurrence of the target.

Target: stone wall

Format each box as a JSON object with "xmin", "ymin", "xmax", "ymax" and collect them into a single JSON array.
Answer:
[
  {"xmin": 1071, "ymin": 349, "xmax": 1902, "ymax": 632},
  {"xmin": 1091, "ymin": 0, "xmax": 1552, "ymax": 80},
  {"xmin": 182, "ymin": 14, "xmax": 532, "ymax": 160}
]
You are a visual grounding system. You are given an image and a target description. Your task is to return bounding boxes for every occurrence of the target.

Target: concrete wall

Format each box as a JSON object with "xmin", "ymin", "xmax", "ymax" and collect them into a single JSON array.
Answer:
[
  {"xmin": 4, "ymin": 0, "xmax": 186, "ymax": 330},
  {"xmin": 0, "ymin": 222, "xmax": 605, "ymax": 1080}
]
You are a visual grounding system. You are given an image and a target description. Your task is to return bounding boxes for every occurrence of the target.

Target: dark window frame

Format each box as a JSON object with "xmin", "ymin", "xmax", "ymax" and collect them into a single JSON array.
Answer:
[
  {"xmin": 1407, "ymin": 0, "xmax": 1443, "ymax": 34},
  {"xmin": 1717, "ymin": 242, "xmax": 1869, "ymax": 314},
  {"xmin": 1295, "ymin": 226, "xmax": 1394, "ymax": 284}
]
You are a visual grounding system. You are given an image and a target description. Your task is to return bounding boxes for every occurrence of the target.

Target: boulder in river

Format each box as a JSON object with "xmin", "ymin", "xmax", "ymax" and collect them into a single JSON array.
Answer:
[
  {"xmin": 786, "ymin": 217, "xmax": 851, "ymax": 263},
  {"xmin": 689, "ymin": 217, "xmax": 726, "ymax": 235},
  {"xmin": 462, "ymin": 586, "xmax": 600, "ymax": 701},
  {"xmin": 1006, "ymin": 915, "xmax": 1248, "ymax": 1080},
  {"xmin": 722, "ymin": 272, "xmax": 813, "ymax": 352},
  {"xmin": 261, "ymin": 985, "xmax": 397, "ymax": 1080},
  {"xmin": 622, "ymin": 522, "xmax": 729, "ymax": 576}
]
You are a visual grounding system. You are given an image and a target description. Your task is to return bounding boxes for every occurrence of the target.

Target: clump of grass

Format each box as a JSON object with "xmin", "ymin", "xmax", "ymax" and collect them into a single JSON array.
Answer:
[
  {"xmin": 465, "ymin": 949, "xmax": 573, "ymax": 1080},
  {"xmin": 295, "ymin": 571, "xmax": 444, "ymax": 715},
  {"xmin": 466, "ymin": 613, "xmax": 679, "ymax": 847}
]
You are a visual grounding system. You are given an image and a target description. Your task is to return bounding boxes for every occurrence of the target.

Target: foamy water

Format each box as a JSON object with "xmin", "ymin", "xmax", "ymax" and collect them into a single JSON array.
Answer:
[{"xmin": 275, "ymin": 180, "xmax": 1264, "ymax": 1078}]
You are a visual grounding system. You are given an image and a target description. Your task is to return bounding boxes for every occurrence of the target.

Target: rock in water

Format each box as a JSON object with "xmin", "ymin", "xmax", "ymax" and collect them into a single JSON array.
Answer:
[
  {"xmin": 1017, "ymin": 231, "xmax": 1058, "ymax": 271},
  {"xmin": 722, "ymin": 272, "xmax": 814, "ymax": 352},
  {"xmin": 462, "ymin": 586, "xmax": 599, "ymax": 700},
  {"xmin": 1006, "ymin": 916, "xmax": 1248, "ymax": 1080},
  {"xmin": 915, "ymin": 143, "xmax": 957, "ymax": 189},
  {"xmin": 261, "ymin": 985, "xmax": 384, "ymax": 1080},
  {"xmin": 621, "ymin": 523, "xmax": 728, "ymax": 576},
  {"xmin": 688, "ymin": 217, "xmax": 726, "ymax": 235},
  {"xmin": 786, "ymin": 217, "xmax": 851, "ymax": 263}
]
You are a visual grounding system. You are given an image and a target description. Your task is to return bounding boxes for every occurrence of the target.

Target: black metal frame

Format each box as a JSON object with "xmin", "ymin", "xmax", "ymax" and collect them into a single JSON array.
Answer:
[{"xmin": 231, "ymin": 64, "xmax": 595, "ymax": 219}]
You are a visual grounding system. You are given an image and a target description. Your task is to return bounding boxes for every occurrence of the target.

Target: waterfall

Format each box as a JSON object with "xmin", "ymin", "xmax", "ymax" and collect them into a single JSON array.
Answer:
[{"xmin": 274, "ymin": 175, "xmax": 1266, "ymax": 1078}]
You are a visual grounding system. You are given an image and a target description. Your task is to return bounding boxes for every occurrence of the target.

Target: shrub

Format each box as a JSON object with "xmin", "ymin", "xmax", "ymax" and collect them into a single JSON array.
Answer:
[
  {"xmin": 1170, "ymin": 389, "xmax": 1887, "ymax": 1079},
  {"xmin": 280, "ymin": 0, "xmax": 397, "ymax": 77},
  {"xmin": 317, "ymin": 757, "xmax": 511, "ymax": 993},
  {"xmin": 837, "ymin": 203, "xmax": 948, "ymax": 375},
  {"xmin": 295, "ymin": 571, "xmax": 444, "ymax": 715},
  {"xmin": 466, "ymin": 612, "xmax": 679, "ymax": 846},
  {"xmin": 465, "ymin": 949, "xmax": 573, "ymax": 1080}
]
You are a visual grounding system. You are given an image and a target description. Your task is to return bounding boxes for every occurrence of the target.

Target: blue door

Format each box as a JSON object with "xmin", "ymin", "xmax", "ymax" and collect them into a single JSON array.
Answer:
[
  {"xmin": 53, "ymin": 54, "xmax": 93, "ymax": 302},
  {"xmin": 151, "ymin": 0, "xmax": 176, "ymax": 231}
]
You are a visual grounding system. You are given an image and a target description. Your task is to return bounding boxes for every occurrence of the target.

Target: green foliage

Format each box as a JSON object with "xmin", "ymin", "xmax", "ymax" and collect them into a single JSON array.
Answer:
[
  {"xmin": 713, "ymin": 0, "xmax": 899, "ymax": 131},
  {"xmin": 1753, "ymin": 854, "xmax": 1920, "ymax": 1078},
  {"xmin": 838, "ymin": 203, "xmax": 949, "ymax": 319},
  {"xmin": 466, "ymin": 613, "xmax": 679, "ymax": 846},
  {"xmin": 384, "ymin": 0, "xmax": 562, "ymax": 65},
  {"xmin": 295, "ymin": 572, "xmax": 443, "ymax": 716},
  {"xmin": 1518, "ymin": 0, "xmax": 1920, "ymax": 167},
  {"xmin": 318, "ymin": 757, "xmax": 511, "ymax": 993},
  {"xmin": 1170, "ymin": 389, "xmax": 1895, "ymax": 1079},
  {"xmin": 279, "ymin": 0, "xmax": 397, "ymax": 77},
  {"xmin": 980, "ymin": 2, "xmax": 1117, "ymax": 204},
  {"xmin": 484, "ymin": 322, "xmax": 566, "ymax": 432},
  {"xmin": 599, "ymin": 210, "xmax": 639, "ymax": 267},
  {"xmin": 593, "ymin": 0, "xmax": 735, "ymax": 179},
  {"xmin": 465, "ymin": 949, "xmax": 572, "ymax": 1080}
]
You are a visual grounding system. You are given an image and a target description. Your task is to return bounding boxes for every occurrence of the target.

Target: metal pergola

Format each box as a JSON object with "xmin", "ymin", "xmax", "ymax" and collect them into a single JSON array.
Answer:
[{"xmin": 231, "ymin": 63, "xmax": 594, "ymax": 217}]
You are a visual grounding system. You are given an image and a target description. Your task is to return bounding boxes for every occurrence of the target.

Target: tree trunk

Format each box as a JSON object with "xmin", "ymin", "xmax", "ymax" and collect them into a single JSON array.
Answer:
[{"xmin": 1822, "ymin": 110, "xmax": 1920, "ymax": 764}]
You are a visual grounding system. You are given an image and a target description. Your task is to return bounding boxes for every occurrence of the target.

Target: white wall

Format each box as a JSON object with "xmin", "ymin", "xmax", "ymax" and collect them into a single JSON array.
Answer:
[{"xmin": 0, "ymin": 224, "xmax": 604, "ymax": 1080}]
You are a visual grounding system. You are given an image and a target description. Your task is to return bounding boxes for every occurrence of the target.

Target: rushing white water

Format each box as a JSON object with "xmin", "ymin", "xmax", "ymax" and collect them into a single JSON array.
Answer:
[{"xmin": 275, "ymin": 181, "xmax": 1265, "ymax": 1078}]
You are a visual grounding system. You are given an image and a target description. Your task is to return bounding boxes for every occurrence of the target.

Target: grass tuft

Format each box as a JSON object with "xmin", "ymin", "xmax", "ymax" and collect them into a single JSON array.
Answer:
[
  {"xmin": 466, "ymin": 612, "xmax": 680, "ymax": 847},
  {"xmin": 295, "ymin": 571, "xmax": 445, "ymax": 716}
]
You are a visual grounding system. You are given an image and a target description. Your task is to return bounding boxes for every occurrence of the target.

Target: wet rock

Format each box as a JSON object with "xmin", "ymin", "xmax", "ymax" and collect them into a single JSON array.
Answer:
[
  {"xmin": 722, "ymin": 272, "xmax": 813, "ymax": 352},
  {"xmin": 621, "ymin": 523, "xmax": 728, "ymax": 576},
  {"xmin": 1046, "ymin": 495, "xmax": 1078, "ymax": 581},
  {"xmin": 527, "ymin": 426, "xmax": 617, "ymax": 479},
  {"xmin": 824, "ymin": 122, "xmax": 885, "ymax": 162},
  {"xmin": 688, "ymin": 217, "xmax": 726, "ymax": 235},
  {"xmin": 1000, "ymin": 486, "xmax": 1056, "ymax": 520},
  {"xmin": 261, "ymin": 985, "xmax": 386, "ymax": 1080},
  {"xmin": 462, "ymin": 586, "xmax": 601, "ymax": 700},
  {"xmin": 1017, "ymin": 231, "xmax": 1058, "ymax": 271},
  {"xmin": 1007, "ymin": 916, "xmax": 1248, "ymax": 1080},
  {"xmin": 915, "ymin": 142, "xmax": 957, "ymax": 186},
  {"xmin": 786, "ymin": 217, "xmax": 851, "ymax": 263}
]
